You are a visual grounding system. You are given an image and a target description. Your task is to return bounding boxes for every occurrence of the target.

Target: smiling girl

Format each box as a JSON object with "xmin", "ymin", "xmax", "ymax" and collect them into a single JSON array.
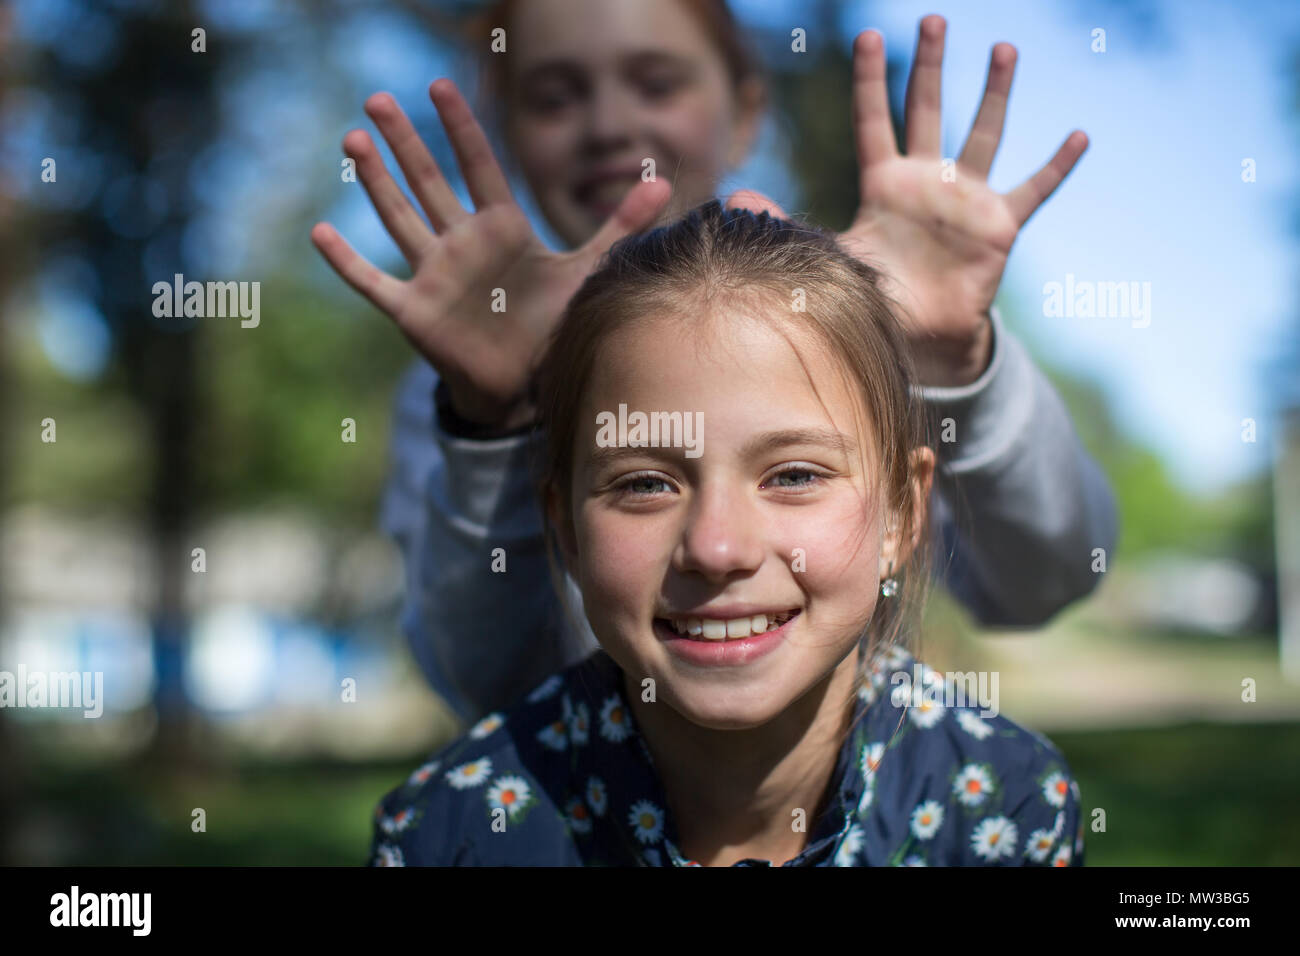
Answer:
[
  {"xmin": 317, "ymin": 4, "xmax": 1116, "ymax": 722},
  {"xmin": 369, "ymin": 201, "xmax": 1083, "ymax": 867}
]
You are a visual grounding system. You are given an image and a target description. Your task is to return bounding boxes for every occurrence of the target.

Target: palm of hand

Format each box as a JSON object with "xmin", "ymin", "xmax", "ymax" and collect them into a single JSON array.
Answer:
[
  {"xmin": 840, "ymin": 155, "xmax": 1017, "ymax": 344},
  {"xmin": 831, "ymin": 19, "xmax": 1087, "ymax": 385},
  {"xmin": 311, "ymin": 80, "xmax": 671, "ymax": 425},
  {"xmin": 397, "ymin": 205, "xmax": 582, "ymax": 411}
]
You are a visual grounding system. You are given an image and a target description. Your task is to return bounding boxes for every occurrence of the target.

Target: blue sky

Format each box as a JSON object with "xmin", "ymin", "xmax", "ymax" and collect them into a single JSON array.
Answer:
[{"xmin": 818, "ymin": 0, "xmax": 1300, "ymax": 494}]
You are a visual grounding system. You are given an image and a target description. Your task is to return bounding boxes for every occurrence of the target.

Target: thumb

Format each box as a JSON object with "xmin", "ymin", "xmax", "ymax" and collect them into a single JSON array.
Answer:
[
  {"xmin": 576, "ymin": 177, "xmax": 673, "ymax": 267},
  {"xmin": 724, "ymin": 188, "xmax": 789, "ymax": 219}
]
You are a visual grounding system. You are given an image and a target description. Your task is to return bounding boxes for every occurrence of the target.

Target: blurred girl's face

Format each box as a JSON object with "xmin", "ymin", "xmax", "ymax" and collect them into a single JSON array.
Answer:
[
  {"xmin": 561, "ymin": 308, "xmax": 894, "ymax": 730},
  {"xmin": 501, "ymin": 0, "xmax": 760, "ymax": 246}
]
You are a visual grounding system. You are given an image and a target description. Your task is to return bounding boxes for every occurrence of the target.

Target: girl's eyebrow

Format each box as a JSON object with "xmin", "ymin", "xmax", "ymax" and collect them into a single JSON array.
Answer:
[
  {"xmin": 518, "ymin": 51, "xmax": 695, "ymax": 83},
  {"xmin": 584, "ymin": 427, "xmax": 858, "ymax": 471},
  {"xmin": 742, "ymin": 428, "xmax": 859, "ymax": 462}
]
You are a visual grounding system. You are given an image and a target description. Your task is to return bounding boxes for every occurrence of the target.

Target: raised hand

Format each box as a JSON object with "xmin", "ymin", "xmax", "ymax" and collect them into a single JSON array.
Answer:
[
  {"xmin": 311, "ymin": 79, "xmax": 672, "ymax": 426},
  {"xmin": 840, "ymin": 15, "xmax": 1088, "ymax": 386}
]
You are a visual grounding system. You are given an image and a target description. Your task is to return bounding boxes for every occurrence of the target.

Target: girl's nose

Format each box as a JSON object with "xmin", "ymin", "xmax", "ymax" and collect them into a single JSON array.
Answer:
[
  {"xmin": 581, "ymin": 80, "xmax": 635, "ymax": 153},
  {"xmin": 674, "ymin": 484, "xmax": 764, "ymax": 581}
]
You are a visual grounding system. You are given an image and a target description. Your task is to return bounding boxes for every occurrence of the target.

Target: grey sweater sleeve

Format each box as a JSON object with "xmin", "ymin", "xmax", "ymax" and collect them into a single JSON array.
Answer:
[
  {"xmin": 919, "ymin": 306, "xmax": 1118, "ymax": 626},
  {"xmin": 379, "ymin": 359, "xmax": 595, "ymax": 723},
  {"xmin": 380, "ymin": 308, "xmax": 1117, "ymax": 719}
]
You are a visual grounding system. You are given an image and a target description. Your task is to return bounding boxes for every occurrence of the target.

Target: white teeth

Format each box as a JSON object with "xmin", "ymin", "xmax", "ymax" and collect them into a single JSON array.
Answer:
[{"xmin": 664, "ymin": 611, "xmax": 796, "ymax": 642}]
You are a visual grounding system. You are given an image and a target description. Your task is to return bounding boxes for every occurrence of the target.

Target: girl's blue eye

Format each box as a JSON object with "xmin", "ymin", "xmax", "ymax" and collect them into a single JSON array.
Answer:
[
  {"xmin": 762, "ymin": 467, "xmax": 823, "ymax": 491},
  {"xmin": 616, "ymin": 474, "xmax": 672, "ymax": 497},
  {"xmin": 613, "ymin": 467, "xmax": 825, "ymax": 498}
]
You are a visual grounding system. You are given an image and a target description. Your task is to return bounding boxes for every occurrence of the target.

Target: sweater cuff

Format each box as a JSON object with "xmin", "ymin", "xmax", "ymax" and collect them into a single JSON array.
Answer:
[
  {"xmin": 428, "ymin": 379, "xmax": 547, "ymax": 537},
  {"xmin": 434, "ymin": 377, "xmax": 538, "ymax": 441},
  {"xmin": 914, "ymin": 305, "xmax": 1035, "ymax": 475}
]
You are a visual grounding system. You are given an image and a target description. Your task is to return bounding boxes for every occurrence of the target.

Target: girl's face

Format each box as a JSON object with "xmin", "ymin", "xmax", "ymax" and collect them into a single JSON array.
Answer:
[
  {"xmin": 556, "ymin": 308, "xmax": 914, "ymax": 730},
  {"xmin": 501, "ymin": 0, "xmax": 761, "ymax": 246}
]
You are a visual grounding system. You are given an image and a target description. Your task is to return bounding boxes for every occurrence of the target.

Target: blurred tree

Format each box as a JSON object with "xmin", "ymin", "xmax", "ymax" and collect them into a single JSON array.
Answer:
[
  {"xmin": 0, "ymin": 0, "xmax": 20, "ymax": 863},
  {"xmin": 23, "ymin": 1, "xmax": 231, "ymax": 764},
  {"xmin": 756, "ymin": 0, "xmax": 908, "ymax": 230}
]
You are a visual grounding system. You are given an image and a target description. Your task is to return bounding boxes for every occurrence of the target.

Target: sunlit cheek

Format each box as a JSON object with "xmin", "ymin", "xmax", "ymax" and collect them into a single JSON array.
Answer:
[
  {"xmin": 783, "ymin": 501, "xmax": 883, "ymax": 629},
  {"xmin": 577, "ymin": 509, "xmax": 670, "ymax": 623}
]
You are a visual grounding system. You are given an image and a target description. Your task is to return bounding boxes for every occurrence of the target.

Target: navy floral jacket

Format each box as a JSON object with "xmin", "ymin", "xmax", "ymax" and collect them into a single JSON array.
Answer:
[{"xmin": 370, "ymin": 645, "xmax": 1085, "ymax": 866}]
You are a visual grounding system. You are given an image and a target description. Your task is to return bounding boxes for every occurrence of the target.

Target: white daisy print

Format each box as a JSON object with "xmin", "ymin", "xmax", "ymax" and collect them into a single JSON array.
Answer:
[
  {"xmin": 910, "ymin": 801, "xmax": 944, "ymax": 840},
  {"xmin": 486, "ymin": 774, "xmax": 533, "ymax": 819},
  {"xmin": 407, "ymin": 760, "xmax": 440, "ymax": 786},
  {"xmin": 526, "ymin": 674, "xmax": 563, "ymax": 703},
  {"xmin": 586, "ymin": 776, "xmax": 608, "ymax": 816},
  {"xmin": 599, "ymin": 695, "xmax": 633, "ymax": 742},
  {"xmin": 860, "ymin": 742, "xmax": 885, "ymax": 781},
  {"xmin": 868, "ymin": 665, "xmax": 888, "ymax": 694},
  {"xmin": 834, "ymin": 824, "xmax": 864, "ymax": 866},
  {"xmin": 628, "ymin": 799, "xmax": 664, "ymax": 844},
  {"xmin": 567, "ymin": 700, "xmax": 590, "ymax": 746},
  {"xmin": 902, "ymin": 855, "xmax": 927, "ymax": 866},
  {"xmin": 373, "ymin": 844, "xmax": 404, "ymax": 867},
  {"xmin": 468, "ymin": 712, "xmax": 505, "ymax": 739},
  {"xmin": 382, "ymin": 806, "xmax": 417, "ymax": 834},
  {"xmin": 1052, "ymin": 810, "xmax": 1065, "ymax": 837},
  {"xmin": 907, "ymin": 694, "xmax": 945, "ymax": 729},
  {"xmin": 857, "ymin": 784, "xmax": 874, "ymax": 816},
  {"xmin": 970, "ymin": 816, "xmax": 1018, "ymax": 861},
  {"xmin": 536, "ymin": 717, "xmax": 569, "ymax": 751},
  {"xmin": 857, "ymin": 681, "xmax": 878, "ymax": 707},
  {"xmin": 446, "ymin": 757, "xmax": 493, "ymax": 789},
  {"xmin": 956, "ymin": 710, "xmax": 994, "ymax": 740},
  {"xmin": 881, "ymin": 643, "xmax": 911, "ymax": 673},
  {"xmin": 1042, "ymin": 772, "xmax": 1069, "ymax": 808},
  {"xmin": 953, "ymin": 763, "xmax": 995, "ymax": 807},
  {"xmin": 565, "ymin": 797, "xmax": 593, "ymax": 834},
  {"xmin": 1052, "ymin": 843, "xmax": 1073, "ymax": 867},
  {"xmin": 1025, "ymin": 827, "xmax": 1056, "ymax": 863}
]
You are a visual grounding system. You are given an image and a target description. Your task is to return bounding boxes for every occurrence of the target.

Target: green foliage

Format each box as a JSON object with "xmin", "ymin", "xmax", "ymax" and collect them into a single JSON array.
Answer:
[{"xmin": 192, "ymin": 279, "xmax": 416, "ymax": 528}]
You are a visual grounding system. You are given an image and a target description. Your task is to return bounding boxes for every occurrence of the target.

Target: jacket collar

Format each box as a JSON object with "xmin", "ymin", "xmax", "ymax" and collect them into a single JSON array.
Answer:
[{"xmin": 569, "ymin": 650, "xmax": 876, "ymax": 867}]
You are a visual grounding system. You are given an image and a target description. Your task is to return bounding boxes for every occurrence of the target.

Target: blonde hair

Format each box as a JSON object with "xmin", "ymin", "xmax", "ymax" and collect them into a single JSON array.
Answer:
[{"xmin": 527, "ymin": 200, "xmax": 934, "ymax": 712}]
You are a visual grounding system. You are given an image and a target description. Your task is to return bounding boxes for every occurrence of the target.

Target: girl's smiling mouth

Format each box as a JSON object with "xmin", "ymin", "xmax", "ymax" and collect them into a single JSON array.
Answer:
[{"xmin": 652, "ymin": 609, "xmax": 802, "ymax": 667}]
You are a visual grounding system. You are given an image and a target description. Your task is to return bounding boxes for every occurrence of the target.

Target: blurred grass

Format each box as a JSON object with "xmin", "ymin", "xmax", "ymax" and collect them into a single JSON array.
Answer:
[
  {"xmin": 12, "ymin": 720, "xmax": 1300, "ymax": 865},
  {"xmin": 1054, "ymin": 721, "xmax": 1300, "ymax": 866}
]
